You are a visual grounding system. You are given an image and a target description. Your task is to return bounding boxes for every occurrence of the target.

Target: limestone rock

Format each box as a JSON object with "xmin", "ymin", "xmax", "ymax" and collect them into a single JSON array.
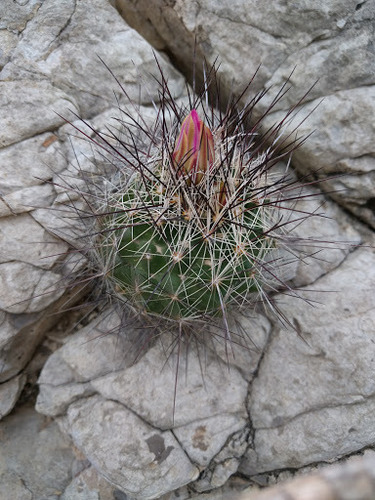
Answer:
[
  {"xmin": 241, "ymin": 248, "xmax": 375, "ymax": 474},
  {"xmin": 0, "ymin": 80, "xmax": 79, "ymax": 149},
  {"xmin": 0, "ymin": 261, "xmax": 63, "ymax": 314},
  {"xmin": 91, "ymin": 342, "xmax": 249, "ymax": 430},
  {"xmin": 37, "ymin": 310, "xmax": 253, "ymax": 496},
  {"xmin": 0, "ymin": 213, "xmax": 67, "ymax": 269},
  {"xmin": 66, "ymin": 395, "xmax": 199, "ymax": 499},
  {"xmin": 173, "ymin": 415, "xmax": 248, "ymax": 468},
  {"xmin": 2, "ymin": 0, "xmax": 375, "ymax": 498},
  {"xmin": 60, "ymin": 466, "xmax": 119, "ymax": 500},
  {"xmin": 0, "ymin": 132, "xmax": 66, "ymax": 195},
  {"xmin": 0, "ymin": 403, "xmax": 76, "ymax": 499},
  {"xmin": 0, "ymin": 375, "xmax": 26, "ymax": 420}
]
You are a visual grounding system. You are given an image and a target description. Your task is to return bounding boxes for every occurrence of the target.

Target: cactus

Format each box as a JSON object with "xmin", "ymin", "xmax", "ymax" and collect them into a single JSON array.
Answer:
[
  {"xmin": 105, "ymin": 108, "xmax": 267, "ymax": 322},
  {"xmin": 67, "ymin": 61, "xmax": 316, "ymax": 342}
]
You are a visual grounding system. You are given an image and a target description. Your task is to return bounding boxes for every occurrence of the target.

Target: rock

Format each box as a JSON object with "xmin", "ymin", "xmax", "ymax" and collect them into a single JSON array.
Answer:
[
  {"xmin": 261, "ymin": 87, "xmax": 375, "ymax": 228},
  {"xmin": 281, "ymin": 187, "xmax": 362, "ymax": 287},
  {"xmin": 3, "ymin": 0, "xmax": 185, "ymax": 118},
  {"xmin": 0, "ymin": 287, "xmax": 86, "ymax": 383},
  {"xmin": 0, "ymin": 80, "xmax": 79, "ymax": 148},
  {"xmin": 65, "ymin": 395, "xmax": 199, "ymax": 499},
  {"xmin": 2, "ymin": 0, "xmax": 375, "ymax": 497},
  {"xmin": 60, "ymin": 466, "xmax": 118, "ymax": 500},
  {"xmin": 210, "ymin": 311, "xmax": 271, "ymax": 381},
  {"xmin": 37, "ymin": 310, "xmax": 253, "ymax": 495},
  {"xmin": 193, "ymin": 426, "xmax": 250, "ymax": 492},
  {"xmin": 0, "ymin": 375, "xmax": 26, "ymax": 420},
  {"xmin": 238, "ymin": 452, "xmax": 375, "ymax": 500},
  {"xmin": 91, "ymin": 341, "xmax": 249, "ymax": 429},
  {"xmin": 0, "ymin": 184, "xmax": 55, "ymax": 217},
  {"xmin": 0, "ymin": 0, "xmax": 42, "ymax": 34},
  {"xmin": 0, "ymin": 213, "xmax": 67, "ymax": 269},
  {"xmin": 174, "ymin": 415, "xmax": 248, "ymax": 467},
  {"xmin": 241, "ymin": 248, "xmax": 375, "ymax": 474},
  {"xmin": 0, "ymin": 132, "xmax": 66, "ymax": 195},
  {"xmin": 0, "ymin": 261, "xmax": 63, "ymax": 314},
  {"xmin": 0, "ymin": 403, "xmax": 76, "ymax": 499}
]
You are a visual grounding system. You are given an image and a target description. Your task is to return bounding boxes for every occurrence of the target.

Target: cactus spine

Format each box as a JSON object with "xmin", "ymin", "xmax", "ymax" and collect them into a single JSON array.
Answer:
[
  {"xmin": 97, "ymin": 103, "xmax": 286, "ymax": 326},
  {"xmin": 70, "ymin": 63, "xmax": 310, "ymax": 334}
]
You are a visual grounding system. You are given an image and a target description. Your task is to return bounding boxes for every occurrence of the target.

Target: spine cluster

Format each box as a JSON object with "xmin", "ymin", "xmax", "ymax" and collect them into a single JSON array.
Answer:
[{"xmin": 68, "ymin": 63, "xmax": 314, "ymax": 336}]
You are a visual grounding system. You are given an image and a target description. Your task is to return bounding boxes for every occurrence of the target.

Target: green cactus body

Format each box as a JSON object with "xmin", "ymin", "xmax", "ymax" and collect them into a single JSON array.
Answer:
[{"xmin": 108, "ymin": 169, "xmax": 267, "ymax": 322}]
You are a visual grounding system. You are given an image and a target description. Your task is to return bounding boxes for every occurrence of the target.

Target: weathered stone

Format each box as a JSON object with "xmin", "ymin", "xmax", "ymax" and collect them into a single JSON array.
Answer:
[
  {"xmin": 1, "ymin": 0, "xmax": 375, "ymax": 497},
  {"xmin": 283, "ymin": 188, "xmax": 362, "ymax": 287},
  {"xmin": 0, "ymin": 80, "xmax": 79, "ymax": 148},
  {"xmin": 0, "ymin": 0, "xmax": 42, "ymax": 34},
  {"xmin": 91, "ymin": 341, "xmax": 248, "ymax": 430},
  {"xmin": 36, "ymin": 309, "xmax": 253, "ymax": 494},
  {"xmin": 174, "ymin": 415, "xmax": 248, "ymax": 467},
  {"xmin": 241, "ymin": 248, "xmax": 375, "ymax": 474},
  {"xmin": 0, "ymin": 403, "xmax": 75, "ymax": 499},
  {"xmin": 0, "ymin": 262, "xmax": 63, "ymax": 314},
  {"xmin": 39, "ymin": 311, "xmax": 130, "ymax": 383},
  {"xmin": 0, "ymin": 213, "xmax": 67, "ymax": 269},
  {"xmin": 36, "ymin": 382, "xmax": 95, "ymax": 418},
  {"xmin": 0, "ymin": 374, "xmax": 26, "ymax": 420},
  {"xmin": 0, "ymin": 29, "xmax": 18, "ymax": 70},
  {"xmin": 60, "ymin": 466, "xmax": 118, "ymax": 500},
  {"xmin": 0, "ymin": 132, "xmax": 66, "ymax": 195},
  {"xmin": 0, "ymin": 184, "xmax": 55, "ymax": 217},
  {"xmin": 66, "ymin": 395, "xmax": 199, "ymax": 499},
  {"xmin": 238, "ymin": 451, "xmax": 375, "ymax": 500},
  {"xmin": 261, "ymin": 86, "xmax": 375, "ymax": 227},
  {"xmin": 211, "ymin": 311, "xmax": 271, "ymax": 381},
  {"xmin": 3, "ymin": 0, "xmax": 185, "ymax": 119},
  {"xmin": 0, "ymin": 287, "xmax": 86, "ymax": 383},
  {"xmin": 193, "ymin": 426, "xmax": 250, "ymax": 492}
]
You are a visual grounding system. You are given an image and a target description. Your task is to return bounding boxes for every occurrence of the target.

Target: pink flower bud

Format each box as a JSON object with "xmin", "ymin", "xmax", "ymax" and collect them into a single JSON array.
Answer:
[{"xmin": 172, "ymin": 109, "xmax": 214, "ymax": 184}]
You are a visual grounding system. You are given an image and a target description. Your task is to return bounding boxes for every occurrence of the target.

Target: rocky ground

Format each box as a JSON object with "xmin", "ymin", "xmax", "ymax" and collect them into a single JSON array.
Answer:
[{"xmin": 0, "ymin": 1, "xmax": 374, "ymax": 499}]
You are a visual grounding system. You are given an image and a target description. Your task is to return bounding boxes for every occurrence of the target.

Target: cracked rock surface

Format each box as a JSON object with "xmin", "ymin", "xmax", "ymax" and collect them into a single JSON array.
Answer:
[{"xmin": 1, "ymin": 0, "xmax": 375, "ymax": 499}]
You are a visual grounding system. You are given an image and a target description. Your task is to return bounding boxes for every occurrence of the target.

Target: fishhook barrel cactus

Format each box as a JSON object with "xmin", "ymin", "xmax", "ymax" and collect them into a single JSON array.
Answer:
[{"xmin": 65, "ymin": 60, "xmax": 318, "ymax": 344}]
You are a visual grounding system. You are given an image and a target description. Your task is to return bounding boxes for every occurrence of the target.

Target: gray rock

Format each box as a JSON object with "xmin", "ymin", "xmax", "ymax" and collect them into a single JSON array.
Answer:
[
  {"xmin": 241, "ymin": 248, "xmax": 375, "ymax": 474},
  {"xmin": 0, "ymin": 80, "xmax": 79, "ymax": 148},
  {"xmin": 91, "ymin": 341, "xmax": 248, "ymax": 429},
  {"xmin": 0, "ymin": 184, "xmax": 55, "ymax": 217},
  {"xmin": 36, "ymin": 381, "xmax": 95, "ymax": 418},
  {"xmin": 193, "ymin": 426, "xmax": 250, "ymax": 492},
  {"xmin": 3, "ymin": 0, "xmax": 185, "ymax": 118},
  {"xmin": 37, "ymin": 310, "xmax": 253, "ymax": 494},
  {"xmin": 0, "ymin": 261, "xmax": 63, "ymax": 314},
  {"xmin": 0, "ymin": 213, "xmax": 67, "ymax": 268},
  {"xmin": 66, "ymin": 395, "xmax": 199, "ymax": 499},
  {"xmin": 174, "ymin": 414, "xmax": 248, "ymax": 467},
  {"xmin": 0, "ymin": 403, "xmax": 76, "ymax": 499},
  {"xmin": 0, "ymin": 0, "xmax": 42, "ymax": 34},
  {"xmin": 0, "ymin": 0, "xmax": 185, "ymax": 415},
  {"xmin": 0, "ymin": 132, "xmax": 66, "ymax": 195},
  {"xmin": 281, "ymin": 187, "xmax": 362, "ymax": 287},
  {"xmin": 210, "ymin": 311, "xmax": 271, "ymax": 381},
  {"xmin": 2, "ymin": 0, "xmax": 375, "ymax": 497},
  {"xmin": 0, "ymin": 287, "xmax": 86, "ymax": 383},
  {"xmin": 0, "ymin": 374, "xmax": 26, "ymax": 420},
  {"xmin": 60, "ymin": 466, "xmax": 118, "ymax": 500},
  {"xmin": 261, "ymin": 86, "xmax": 375, "ymax": 227}
]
